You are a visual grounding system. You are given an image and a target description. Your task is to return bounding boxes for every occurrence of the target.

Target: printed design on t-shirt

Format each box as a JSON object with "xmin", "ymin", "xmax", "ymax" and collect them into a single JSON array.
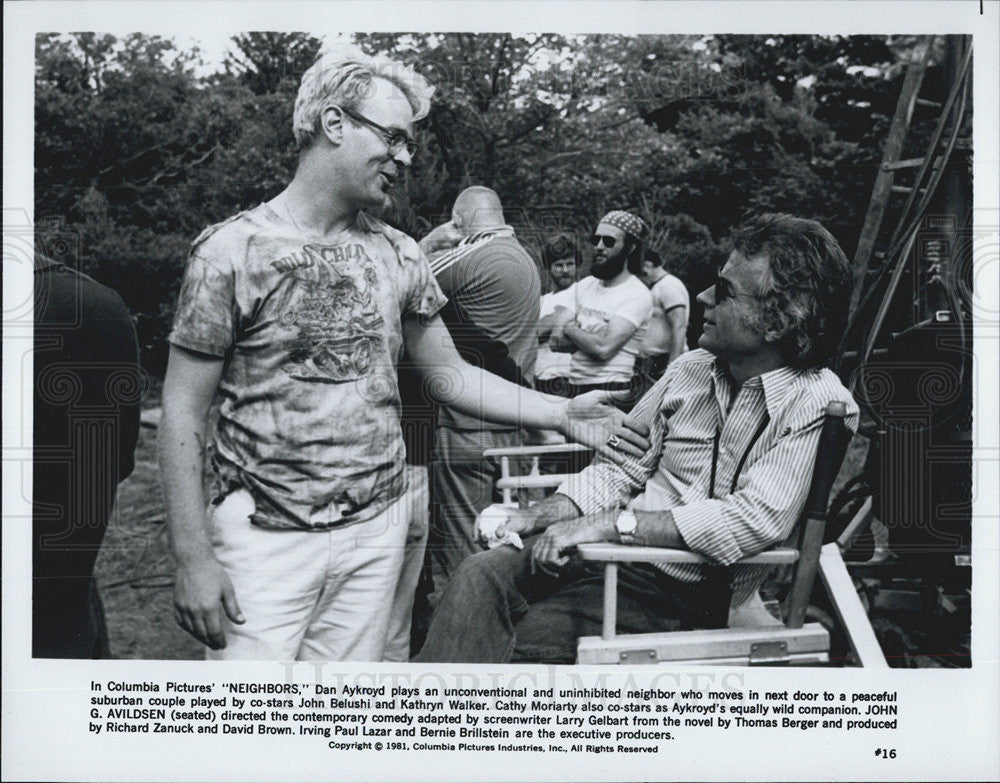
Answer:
[
  {"xmin": 276, "ymin": 243, "xmax": 386, "ymax": 383},
  {"xmin": 576, "ymin": 306, "xmax": 611, "ymax": 335}
]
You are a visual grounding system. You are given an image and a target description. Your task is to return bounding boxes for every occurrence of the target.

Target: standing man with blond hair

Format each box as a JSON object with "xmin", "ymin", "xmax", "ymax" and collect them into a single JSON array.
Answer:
[{"xmin": 160, "ymin": 45, "xmax": 645, "ymax": 662}]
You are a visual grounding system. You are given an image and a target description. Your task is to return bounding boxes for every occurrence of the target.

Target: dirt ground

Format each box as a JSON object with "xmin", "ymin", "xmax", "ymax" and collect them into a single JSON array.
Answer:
[{"xmin": 94, "ymin": 407, "xmax": 204, "ymax": 660}]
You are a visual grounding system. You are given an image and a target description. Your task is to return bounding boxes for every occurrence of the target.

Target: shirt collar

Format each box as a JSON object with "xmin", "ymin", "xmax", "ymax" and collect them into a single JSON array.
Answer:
[
  {"xmin": 710, "ymin": 357, "xmax": 804, "ymax": 419},
  {"xmin": 355, "ymin": 210, "xmax": 381, "ymax": 234},
  {"xmin": 463, "ymin": 225, "xmax": 515, "ymax": 244},
  {"xmin": 758, "ymin": 364, "xmax": 804, "ymax": 418}
]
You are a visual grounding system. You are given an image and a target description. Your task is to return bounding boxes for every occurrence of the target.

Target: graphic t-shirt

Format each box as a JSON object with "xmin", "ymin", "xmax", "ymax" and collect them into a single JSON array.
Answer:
[
  {"xmin": 641, "ymin": 272, "xmax": 690, "ymax": 358},
  {"xmin": 534, "ymin": 288, "xmax": 574, "ymax": 381},
  {"xmin": 168, "ymin": 204, "xmax": 447, "ymax": 530},
  {"xmin": 561, "ymin": 275, "xmax": 653, "ymax": 384}
]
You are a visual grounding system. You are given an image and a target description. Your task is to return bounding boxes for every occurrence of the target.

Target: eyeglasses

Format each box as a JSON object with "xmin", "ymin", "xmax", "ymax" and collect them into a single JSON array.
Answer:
[
  {"xmin": 590, "ymin": 234, "xmax": 621, "ymax": 249},
  {"xmin": 338, "ymin": 105, "xmax": 419, "ymax": 158},
  {"xmin": 713, "ymin": 268, "xmax": 761, "ymax": 304}
]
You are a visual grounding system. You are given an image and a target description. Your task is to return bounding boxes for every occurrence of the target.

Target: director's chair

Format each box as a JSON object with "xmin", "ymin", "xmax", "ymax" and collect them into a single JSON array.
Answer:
[
  {"xmin": 485, "ymin": 403, "xmax": 886, "ymax": 667},
  {"xmin": 487, "ymin": 440, "xmax": 593, "ymax": 508}
]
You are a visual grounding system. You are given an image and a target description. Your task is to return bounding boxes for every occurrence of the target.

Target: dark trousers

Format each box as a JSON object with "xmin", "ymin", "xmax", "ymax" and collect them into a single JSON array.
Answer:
[
  {"xmin": 534, "ymin": 377, "xmax": 573, "ymax": 399},
  {"xmin": 426, "ymin": 426, "xmax": 521, "ymax": 593},
  {"xmin": 415, "ymin": 535, "xmax": 731, "ymax": 664},
  {"xmin": 633, "ymin": 354, "xmax": 670, "ymax": 400}
]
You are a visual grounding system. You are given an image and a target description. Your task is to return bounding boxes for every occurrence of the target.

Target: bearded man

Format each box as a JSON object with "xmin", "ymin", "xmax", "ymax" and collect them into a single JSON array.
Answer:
[{"xmin": 548, "ymin": 211, "xmax": 653, "ymax": 401}]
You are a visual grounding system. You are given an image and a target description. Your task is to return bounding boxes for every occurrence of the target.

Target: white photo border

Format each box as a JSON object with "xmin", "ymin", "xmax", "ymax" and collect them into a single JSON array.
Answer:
[{"xmin": 4, "ymin": 2, "xmax": 998, "ymax": 781}]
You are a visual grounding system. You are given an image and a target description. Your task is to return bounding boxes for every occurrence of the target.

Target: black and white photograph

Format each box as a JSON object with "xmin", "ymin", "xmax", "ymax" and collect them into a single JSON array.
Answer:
[{"xmin": 4, "ymin": 1, "xmax": 999, "ymax": 781}]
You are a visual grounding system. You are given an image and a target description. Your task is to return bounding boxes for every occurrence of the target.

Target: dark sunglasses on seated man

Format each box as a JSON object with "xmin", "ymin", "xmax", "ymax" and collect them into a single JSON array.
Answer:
[{"xmin": 713, "ymin": 267, "xmax": 763, "ymax": 304}]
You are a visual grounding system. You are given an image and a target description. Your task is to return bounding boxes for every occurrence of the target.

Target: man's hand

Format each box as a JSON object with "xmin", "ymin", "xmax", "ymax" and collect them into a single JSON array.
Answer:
[
  {"xmin": 531, "ymin": 509, "xmax": 617, "ymax": 567},
  {"xmin": 547, "ymin": 311, "xmax": 578, "ymax": 351},
  {"xmin": 419, "ymin": 221, "xmax": 463, "ymax": 256},
  {"xmin": 560, "ymin": 390, "xmax": 651, "ymax": 463},
  {"xmin": 551, "ymin": 306, "xmax": 575, "ymax": 325},
  {"xmin": 548, "ymin": 322, "xmax": 575, "ymax": 353},
  {"xmin": 173, "ymin": 555, "xmax": 245, "ymax": 650}
]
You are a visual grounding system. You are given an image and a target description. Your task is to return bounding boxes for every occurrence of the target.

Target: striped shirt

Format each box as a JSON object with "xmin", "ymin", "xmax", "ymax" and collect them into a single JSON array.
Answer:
[
  {"xmin": 428, "ymin": 226, "xmax": 515, "ymax": 276},
  {"xmin": 558, "ymin": 348, "xmax": 858, "ymax": 605}
]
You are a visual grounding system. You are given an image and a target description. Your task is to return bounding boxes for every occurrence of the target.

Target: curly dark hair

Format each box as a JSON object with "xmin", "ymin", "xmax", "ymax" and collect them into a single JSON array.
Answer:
[
  {"xmin": 542, "ymin": 233, "xmax": 581, "ymax": 268},
  {"xmin": 731, "ymin": 213, "xmax": 853, "ymax": 369},
  {"xmin": 642, "ymin": 247, "xmax": 664, "ymax": 269}
]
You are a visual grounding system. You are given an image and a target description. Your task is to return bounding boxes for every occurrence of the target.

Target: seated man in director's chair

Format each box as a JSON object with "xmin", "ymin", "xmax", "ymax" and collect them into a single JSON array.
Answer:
[{"xmin": 416, "ymin": 213, "xmax": 882, "ymax": 666}]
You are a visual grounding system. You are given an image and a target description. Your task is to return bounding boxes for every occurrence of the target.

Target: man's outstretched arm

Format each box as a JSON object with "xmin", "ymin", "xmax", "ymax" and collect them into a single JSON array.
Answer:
[
  {"xmin": 402, "ymin": 313, "xmax": 650, "ymax": 461},
  {"xmin": 158, "ymin": 345, "xmax": 244, "ymax": 650}
]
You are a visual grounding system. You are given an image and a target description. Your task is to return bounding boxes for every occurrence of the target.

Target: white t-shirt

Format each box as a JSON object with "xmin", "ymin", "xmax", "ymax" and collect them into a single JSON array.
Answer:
[
  {"xmin": 640, "ymin": 272, "xmax": 690, "ymax": 358},
  {"xmin": 534, "ymin": 288, "xmax": 574, "ymax": 381},
  {"xmin": 561, "ymin": 275, "xmax": 653, "ymax": 384}
]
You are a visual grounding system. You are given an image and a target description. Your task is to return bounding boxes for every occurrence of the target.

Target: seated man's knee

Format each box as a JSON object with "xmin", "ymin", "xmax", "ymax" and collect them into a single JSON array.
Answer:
[{"xmin": 453, "ymin": 544, "xmax": 520, "ymax": 583}]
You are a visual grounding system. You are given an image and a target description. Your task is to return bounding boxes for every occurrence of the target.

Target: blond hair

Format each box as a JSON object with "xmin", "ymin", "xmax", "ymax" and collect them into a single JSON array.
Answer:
[{"xmin": 292, "ymin": 42, "xmax": 434, "ymax": 149}]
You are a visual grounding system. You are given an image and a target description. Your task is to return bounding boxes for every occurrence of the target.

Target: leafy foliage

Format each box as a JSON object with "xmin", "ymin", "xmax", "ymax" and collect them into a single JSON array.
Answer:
[{"xmin": 34, "ymin": 32, "xmax": 948, "ymax": 375}]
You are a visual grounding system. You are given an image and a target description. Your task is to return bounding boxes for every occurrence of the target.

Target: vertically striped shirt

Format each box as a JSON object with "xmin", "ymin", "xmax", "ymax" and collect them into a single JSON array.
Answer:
[{"xmin": 558, "ymin": 348, "xmax": 858, "ymax": 605}]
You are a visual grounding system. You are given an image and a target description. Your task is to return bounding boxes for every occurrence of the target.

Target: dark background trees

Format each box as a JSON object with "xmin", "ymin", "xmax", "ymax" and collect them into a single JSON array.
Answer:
[{"xmin": 34, "ymin": 32, "xmax": 947, "ymax": 375}]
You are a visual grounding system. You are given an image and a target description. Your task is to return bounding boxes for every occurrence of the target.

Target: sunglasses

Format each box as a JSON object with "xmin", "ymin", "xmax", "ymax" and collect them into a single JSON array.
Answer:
[
  {"xmin": 590, "ymin": 234, "xmax": 621, "ymax": 249},
  {"xmin": 713, "ymin": 268, "xmax": 761, "ymax": 304}
]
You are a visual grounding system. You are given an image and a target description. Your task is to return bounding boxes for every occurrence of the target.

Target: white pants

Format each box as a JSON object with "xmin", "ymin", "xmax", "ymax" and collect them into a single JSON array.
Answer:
[
  {"xmin": 383, "ymin": 466, "xmax": 429, "ymax": 662},
  {"xmin": 206, "ymin": 488, "xmax": 410, "ymax": 661}
]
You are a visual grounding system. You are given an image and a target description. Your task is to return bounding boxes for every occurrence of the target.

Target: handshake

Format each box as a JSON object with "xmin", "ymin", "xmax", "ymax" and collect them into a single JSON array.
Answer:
[{"xmin": 473, "ymin": 504, "xmax": 536, "ymax": 550}]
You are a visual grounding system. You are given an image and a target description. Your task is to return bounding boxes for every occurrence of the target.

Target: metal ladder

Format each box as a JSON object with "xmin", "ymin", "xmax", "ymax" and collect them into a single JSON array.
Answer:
[{"xmin": 841, "ymin": 35, "xmax": 973, "ymax": 366}]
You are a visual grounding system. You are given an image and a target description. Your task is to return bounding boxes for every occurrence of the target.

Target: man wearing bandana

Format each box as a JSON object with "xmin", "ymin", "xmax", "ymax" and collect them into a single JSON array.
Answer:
[{"xmin": 548, "ymin": 211, "xmax": 654, "ymax": 403}]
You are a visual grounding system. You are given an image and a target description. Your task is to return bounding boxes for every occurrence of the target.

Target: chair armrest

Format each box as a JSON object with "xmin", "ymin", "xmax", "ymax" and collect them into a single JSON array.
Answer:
[
  {"xmin": 483, "ymin": 443, "xmax": 593, "ymax": 458},
  {"xmin": 497, "ymin": 474, "xmax": 575, "ymax": 490},
  {"xmin": 575, "ymin": 542, "xmax": 799, "ymax": 566}
]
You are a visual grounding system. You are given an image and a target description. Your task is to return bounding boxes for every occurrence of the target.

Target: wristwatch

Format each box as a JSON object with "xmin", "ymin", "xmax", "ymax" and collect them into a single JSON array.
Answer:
[{"xmin": 615, "ymin": 508, "xmax": 638, "ymax": 545}]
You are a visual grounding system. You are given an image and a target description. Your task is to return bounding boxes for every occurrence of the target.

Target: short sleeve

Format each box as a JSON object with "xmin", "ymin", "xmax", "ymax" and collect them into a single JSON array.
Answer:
[
  {"xmin": 539, "ymin": 292, "xmax": 556, "ymax": 318},
  {"xmin": 656, "ymin": 276, "xmax": 689, "ymax": 313},
  {"xmin": 402, "ymin": 240, "xmax": 448, "ymax": 320},
  {"xmin": 168, "ymin": 244, "xmax": 236, "ymax": 357}
]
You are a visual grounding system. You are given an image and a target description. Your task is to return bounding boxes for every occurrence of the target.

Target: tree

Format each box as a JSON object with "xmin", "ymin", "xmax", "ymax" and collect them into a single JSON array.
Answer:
[
  {"xmin": 35, "ymin": 32, "xmax": 942, "ymax": 374},
  {"xmin": 225, "ymin": 32, "xmax": 321, "ymax": 94},
  {"xmin": 36, "ymin": 34, "xmax": 248, "ymax": 371}
]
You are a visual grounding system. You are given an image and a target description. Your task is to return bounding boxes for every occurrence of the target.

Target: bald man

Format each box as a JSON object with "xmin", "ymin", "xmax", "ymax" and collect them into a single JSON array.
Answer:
[{"xmin": 418, "ymin": 187, "xmax": 542, "ymax": 596}]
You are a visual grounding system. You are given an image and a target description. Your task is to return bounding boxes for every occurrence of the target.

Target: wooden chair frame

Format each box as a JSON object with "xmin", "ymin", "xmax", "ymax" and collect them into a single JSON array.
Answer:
[{"xmin": 487, "ymin": 441, "xmax": 592, "ymax": 507}]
